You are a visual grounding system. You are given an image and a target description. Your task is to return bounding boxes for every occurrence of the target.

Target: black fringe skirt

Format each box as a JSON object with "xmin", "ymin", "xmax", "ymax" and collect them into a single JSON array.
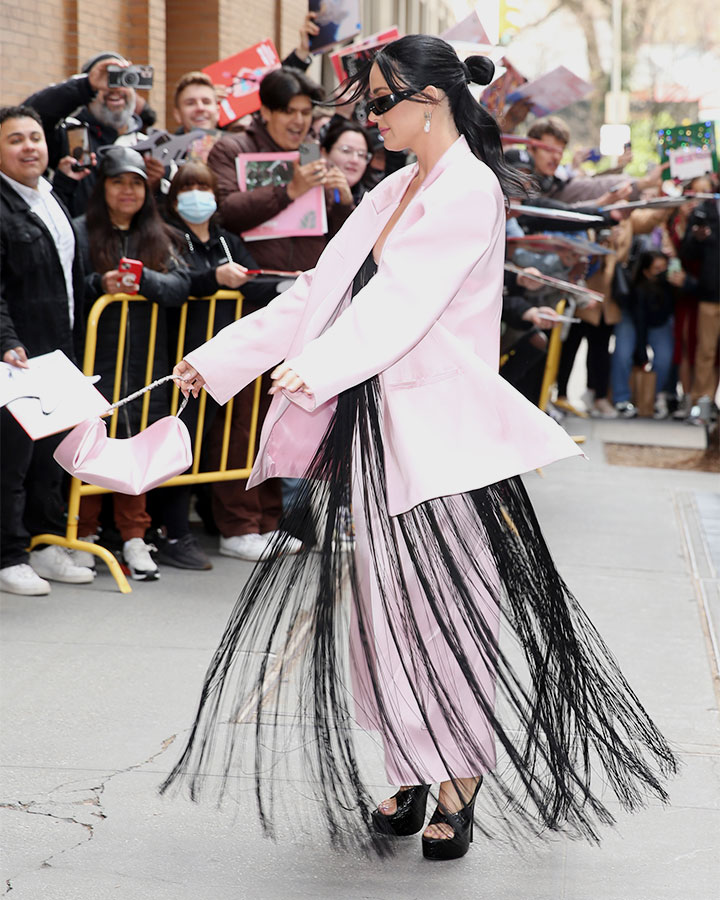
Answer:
[
  {"xmin": 161, "ymin": 253, "xmax": 676, "ymax": 852},
  {"xmin": 160, "ymin": 374, "xmax": 676, "ymax": 853}
]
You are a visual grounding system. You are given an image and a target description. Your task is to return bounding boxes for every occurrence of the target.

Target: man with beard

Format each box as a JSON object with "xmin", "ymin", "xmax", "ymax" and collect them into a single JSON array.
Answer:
[{"xmin": 23, "ymin": 52, "xmax": 153, "ymax": 216}]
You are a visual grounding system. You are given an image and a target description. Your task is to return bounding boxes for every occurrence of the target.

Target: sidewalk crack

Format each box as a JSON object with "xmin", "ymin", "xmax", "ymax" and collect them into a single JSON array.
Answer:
[{"xmin": 1, "ymin": 733, "xmax": 176, "ymax": 892}]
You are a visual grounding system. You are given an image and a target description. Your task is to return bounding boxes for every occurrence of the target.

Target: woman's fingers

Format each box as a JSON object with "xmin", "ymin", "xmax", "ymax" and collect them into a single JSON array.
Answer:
[
  {"xmin": 173, "ymin": 360, "xmax": 204, "ymax": 398},
  {"xmin": 269, "ymin": 364, "xmax": 311, "ymax": 396}
]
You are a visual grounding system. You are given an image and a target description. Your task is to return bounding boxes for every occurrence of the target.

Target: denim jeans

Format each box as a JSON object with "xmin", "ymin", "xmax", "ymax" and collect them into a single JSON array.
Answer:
[{"xmin": 611, "ymin": 313, "xmax": 675, "ymax": 404}]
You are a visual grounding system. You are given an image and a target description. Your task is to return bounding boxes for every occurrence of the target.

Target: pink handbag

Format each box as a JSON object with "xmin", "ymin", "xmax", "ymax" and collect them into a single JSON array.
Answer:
[{"xmin": 54, "ymin": 375, "xmax": 193, "ymax": 495}]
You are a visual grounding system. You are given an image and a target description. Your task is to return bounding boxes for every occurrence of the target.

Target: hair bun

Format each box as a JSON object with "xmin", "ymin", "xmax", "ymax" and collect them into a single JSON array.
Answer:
[{"xmin": 465, "ymin": 55, "xmax": 494, "ymax": 86}]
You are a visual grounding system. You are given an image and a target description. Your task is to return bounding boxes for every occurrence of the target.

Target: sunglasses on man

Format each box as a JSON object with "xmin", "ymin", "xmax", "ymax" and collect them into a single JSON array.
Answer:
[{"xmin": 366, "ymin": 90, "xmax": 416, "ymax": 117}]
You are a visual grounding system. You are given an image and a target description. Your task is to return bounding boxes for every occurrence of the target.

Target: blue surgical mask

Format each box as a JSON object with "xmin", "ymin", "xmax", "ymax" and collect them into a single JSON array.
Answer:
[{"xmin": 177, "ymin": 189, "xmax": 217, "ymax": 224}]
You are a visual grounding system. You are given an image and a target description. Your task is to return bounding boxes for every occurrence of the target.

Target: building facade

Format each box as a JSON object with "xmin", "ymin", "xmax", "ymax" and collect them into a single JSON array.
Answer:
[{"xmin": 1, "ymin": 0, "xmax": 457, "ymax": 129}]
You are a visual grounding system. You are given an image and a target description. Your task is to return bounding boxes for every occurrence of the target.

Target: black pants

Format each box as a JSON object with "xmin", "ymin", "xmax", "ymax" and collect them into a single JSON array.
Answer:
[
  {"xmin": 0, "ymin": 409, "xmax": 67, "ymax": 567},
  {"xmin": 556, "ymin": 320, "xmax": 613, "ymax": 400}
]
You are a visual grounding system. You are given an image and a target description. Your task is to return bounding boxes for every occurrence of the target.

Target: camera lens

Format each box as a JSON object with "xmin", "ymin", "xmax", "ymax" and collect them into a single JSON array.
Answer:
[{"xmin": 123, "ymin": 70, "xmax": 140, "ymax": 87}]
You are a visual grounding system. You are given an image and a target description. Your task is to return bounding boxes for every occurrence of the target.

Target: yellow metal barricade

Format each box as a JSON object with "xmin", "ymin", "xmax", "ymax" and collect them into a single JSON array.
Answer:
[
  {"xmin": 538, "ymin": 299, "xmax": 585, "ymax": 446},
  {"xmin": 29, "ymin": 291, "xmax": 262, "ymax": 593}
]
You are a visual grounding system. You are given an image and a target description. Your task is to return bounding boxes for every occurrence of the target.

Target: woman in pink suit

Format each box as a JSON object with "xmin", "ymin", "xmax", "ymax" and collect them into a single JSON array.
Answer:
[{"xmin": 162, "ymin": 36, "xmax": 675, "ymax": 860}]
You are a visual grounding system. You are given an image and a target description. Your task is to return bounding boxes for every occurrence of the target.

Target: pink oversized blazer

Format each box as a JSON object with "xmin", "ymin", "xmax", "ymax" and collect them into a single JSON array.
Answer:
[{"xmin": 186, "ymin": 136, "xmax": 582, "ymax": 515}]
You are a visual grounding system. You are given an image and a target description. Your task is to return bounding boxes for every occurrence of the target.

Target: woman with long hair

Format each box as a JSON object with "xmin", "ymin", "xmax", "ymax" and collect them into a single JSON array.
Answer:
[
  {"xmin": 73, "ymin": 147, "xmax": 190, "ymax": 580},
  {"xmin": 320, "ymin": 118, "xmax": 372, "ymax": 204},
  {"xmin": 163, "ymin": 36, "xmax": 676, "ymax": 860}
]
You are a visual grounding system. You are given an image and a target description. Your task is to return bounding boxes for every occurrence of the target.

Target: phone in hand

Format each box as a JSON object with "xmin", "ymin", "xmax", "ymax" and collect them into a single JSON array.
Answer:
[
  {"xmin": 298, "ymin": 141, "xmax": 321, "ymax": 166},
  {"xmin": 66, "ymin": 124, "xmax": 92, "ymax": 171},
  {"xmin": 118, "ymin": 257, "xmax": 143, "ymax": 293},
  {"xmin": 667, "ymin": 257, "xmax": 682, "ymax": 276}
]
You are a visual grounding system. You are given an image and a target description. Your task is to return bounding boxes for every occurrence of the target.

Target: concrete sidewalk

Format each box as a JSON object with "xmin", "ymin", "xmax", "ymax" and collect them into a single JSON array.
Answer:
[{"xmin": 1, "ymin": 418, "xmax": 719, "ymax": 899}]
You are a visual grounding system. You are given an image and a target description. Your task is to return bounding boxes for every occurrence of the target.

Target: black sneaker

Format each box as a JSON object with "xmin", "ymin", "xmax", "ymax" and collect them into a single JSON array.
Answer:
[{"xmin": 156, "ymin": 533, "xmax": 212, "ymax": 570}]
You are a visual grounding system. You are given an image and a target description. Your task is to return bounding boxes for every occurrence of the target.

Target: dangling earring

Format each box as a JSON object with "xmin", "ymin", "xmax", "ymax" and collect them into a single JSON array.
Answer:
[{"xmin": 424, "ymin": 111, "xmax": 431, "ymax": 133}]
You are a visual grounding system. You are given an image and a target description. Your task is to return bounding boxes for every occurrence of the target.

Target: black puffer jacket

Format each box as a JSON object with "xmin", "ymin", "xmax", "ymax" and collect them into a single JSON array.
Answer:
[
  {"xmin": 166, "ymin": 219, "xmax": 276, "ymax": 358},
  {"xmin": 682, "ymin": 201, "xmax": 719, "ymax": 302},
  {"xmin": 74, "ymin": 217, "xmax": 191, "ymax": 435},
  {"xmin": 0, "ymin": 177, "xmax": 85, "ymax": 361}
]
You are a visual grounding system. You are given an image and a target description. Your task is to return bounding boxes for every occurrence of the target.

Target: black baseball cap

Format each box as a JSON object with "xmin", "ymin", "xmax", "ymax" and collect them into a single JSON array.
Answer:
[{"xmin": 99, "ymin": 146, "xmax": 147, "ymax": 180}]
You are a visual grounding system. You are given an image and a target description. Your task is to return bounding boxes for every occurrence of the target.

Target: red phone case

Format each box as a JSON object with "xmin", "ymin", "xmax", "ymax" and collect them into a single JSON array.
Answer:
[{"xmin": 118, "ymin": 257, "xmax": 143, "ymax": 294}]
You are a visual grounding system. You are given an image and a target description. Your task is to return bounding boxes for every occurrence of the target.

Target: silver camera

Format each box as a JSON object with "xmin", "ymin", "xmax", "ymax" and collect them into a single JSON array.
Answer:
[{"xmin": 107, "ymin": 65, "xmax": 154, "ymax": 90}]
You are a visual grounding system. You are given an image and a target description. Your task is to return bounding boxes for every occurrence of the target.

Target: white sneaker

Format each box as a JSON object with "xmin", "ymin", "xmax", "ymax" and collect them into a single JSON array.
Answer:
[
  {"xmin": 592, "ymin": 397, "xmax": 619, "ymax": 419},
  {"xmin": 0, "ymin": 563, "xmax": 51, "ymax": 596},
  {"xmin": 653, "ymin": 392, "xmax": 670, "ymax": 420},
  {"xmin": 219, "ymin": 533, "xmax": 273, "ymax": 561},
  {"xmin": 261, "ymin": 531, "xmax": 303, "ymax": 555},
  {"xmin": 29, "ymin": 545, "xmax": 94, "ymax": 584},
  {"xmin": 69, "ymin": 534, "xmax": 99, "ymax": 570},
  {"xmin": 122, "ymin": 538, "xmax": 159, "ymax": 581}
]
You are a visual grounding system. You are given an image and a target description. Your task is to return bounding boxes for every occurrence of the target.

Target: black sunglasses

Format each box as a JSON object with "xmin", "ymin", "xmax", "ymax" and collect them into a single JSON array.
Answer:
[{"xmin": 366, "ymin": 90, "xmax": 415, "ymax": 117}]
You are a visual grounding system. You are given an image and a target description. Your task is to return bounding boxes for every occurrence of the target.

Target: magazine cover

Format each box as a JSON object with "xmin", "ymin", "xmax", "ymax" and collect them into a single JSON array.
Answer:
[
  {"xmin": 506, "ymin": 65, "xmax": 593, "ymax": 117},
  {"xmin": 203, "ymin": 40, "xmax": 281, "ymax": 127},
  {"xmin": 329, "ymin": 26, "xmax": 401, "ymax": 82},
  {"xmin": 235, "ymin": 152, "xmax": 328, "ymax": 241},
  {"xmin": 480, "ymin": 57, "xmax": 526, "ymax": 117},
  {"xmin": 309, "ymin": 0, "xmax": 362, "ymax": 53}
]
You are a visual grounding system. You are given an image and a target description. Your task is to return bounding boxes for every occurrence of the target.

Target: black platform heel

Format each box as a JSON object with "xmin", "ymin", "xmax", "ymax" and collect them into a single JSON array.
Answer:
[
  {"xmin": 371, "ymin": 784, "xmax": 431, "ymax": 836},
  {"xmin": 421, "ymin": 777, "xmax": 482, "ymax": 861}
]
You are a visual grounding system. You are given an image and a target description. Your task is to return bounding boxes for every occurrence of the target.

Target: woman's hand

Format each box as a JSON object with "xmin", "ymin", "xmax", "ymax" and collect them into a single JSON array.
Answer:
[
  {"xmin": 269, "ymin": 363, "xmax": 312, "ymax": 396},
  {"xmin": 522, "ymin": 306, "xmax": 560, "ymax": 329},
  {"xmin": 287, "ymin": 160, "xmax": 327, "ymax": 200},
  {"xmin": 516, "ymin": 266, "xmax": 545, "ymax": 291},
  {"xmin": 101, "ymin": 270, "xmax": 123, "ymax": 294},
  {"xmin": 324, "ymin": 167, "xmax": 354, "ymax": 206},
  {"xmin": 173, "ymin": 359, "xmax": 205, "ymax": 398},
  {"xmin": 216, "ymin": 261, "xmax": 251, "ymax": 288}
]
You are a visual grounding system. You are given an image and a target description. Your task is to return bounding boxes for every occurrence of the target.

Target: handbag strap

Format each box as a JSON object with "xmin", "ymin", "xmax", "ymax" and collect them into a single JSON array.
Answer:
[{"xmin": 104, "ymin": 374, "xmax": 189, "ymax": 417}]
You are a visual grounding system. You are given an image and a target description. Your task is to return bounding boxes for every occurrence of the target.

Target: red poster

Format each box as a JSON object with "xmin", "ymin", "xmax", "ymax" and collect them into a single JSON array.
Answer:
[{"xmin": 203, "ymin": 40, "xmax": 281, "ymax": 127}]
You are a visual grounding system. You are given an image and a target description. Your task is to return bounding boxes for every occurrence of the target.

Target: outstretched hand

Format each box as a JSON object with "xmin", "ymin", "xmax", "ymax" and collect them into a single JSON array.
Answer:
[{"xmin": 173, "ymin": 359, "xmax": 205, "ymax": 398}]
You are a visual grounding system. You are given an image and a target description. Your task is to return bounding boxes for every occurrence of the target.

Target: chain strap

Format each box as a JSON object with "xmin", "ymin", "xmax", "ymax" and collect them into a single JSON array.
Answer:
[{"xmin": 104, "ymin": 374, "xmax": 189, "ymax": 417}]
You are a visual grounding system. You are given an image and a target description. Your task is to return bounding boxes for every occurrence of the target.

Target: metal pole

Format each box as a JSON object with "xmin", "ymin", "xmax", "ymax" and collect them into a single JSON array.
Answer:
[{"xmin": 610, "ymin": 0, "xmax": 622, "ymax": 121}]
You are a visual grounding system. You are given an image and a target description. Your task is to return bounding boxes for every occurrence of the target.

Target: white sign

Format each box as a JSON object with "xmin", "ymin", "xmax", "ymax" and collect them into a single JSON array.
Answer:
[{"xmin": 668, "ymin": 147, "xmax": 714, "ymax": 180}]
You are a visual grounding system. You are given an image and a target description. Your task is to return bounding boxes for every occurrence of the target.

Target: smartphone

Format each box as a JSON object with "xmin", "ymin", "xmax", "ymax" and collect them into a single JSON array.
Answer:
[
  {"xmin": 298, "ymin": 142, "xmax": 321, "ymax": 166},
  {"xmin": 585, "ymin": 147, "xmax": 602, "ymax": 163},
  {"xmin": 118, "ymin": 257, "xmax": 143, "ymax": 293},
  {"xmin": 66, "ymin": 125, "xmax": 92, "ymax": 171},
  {"xmin": 667, "ymin": 258, "xmax": 682, "ymax": 276}
]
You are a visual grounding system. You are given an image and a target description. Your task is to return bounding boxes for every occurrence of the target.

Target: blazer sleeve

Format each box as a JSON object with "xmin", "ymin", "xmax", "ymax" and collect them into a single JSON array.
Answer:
[
  {"xmin": 183, "ymin": 268, "xmax": 315, "ymax": 406},
  {"xmin": 285, "ymin": 179, "xmax": 502, "ymax": 409}
]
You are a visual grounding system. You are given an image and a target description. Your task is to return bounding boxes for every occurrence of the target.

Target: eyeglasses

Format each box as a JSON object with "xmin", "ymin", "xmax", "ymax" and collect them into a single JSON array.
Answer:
[
  {"xmin": 334, "ymin": 145, "xmax": 372, "ymax": 162},
  {"xmin": 366, "ymin": 90, "xmax": 415, "ymax": 117}
]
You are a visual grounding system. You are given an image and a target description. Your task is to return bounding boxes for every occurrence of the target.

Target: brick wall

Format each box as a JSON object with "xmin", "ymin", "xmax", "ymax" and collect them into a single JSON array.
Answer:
[{"xmin": 2, "ymin": 1, "xmax": 456, "ymax": 126}]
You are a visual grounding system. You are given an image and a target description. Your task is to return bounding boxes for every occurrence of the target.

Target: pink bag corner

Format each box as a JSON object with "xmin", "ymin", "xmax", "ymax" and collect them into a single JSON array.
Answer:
[{"xmin": 53, "ymin": 376, "xmax": 193, "ymax": 495}]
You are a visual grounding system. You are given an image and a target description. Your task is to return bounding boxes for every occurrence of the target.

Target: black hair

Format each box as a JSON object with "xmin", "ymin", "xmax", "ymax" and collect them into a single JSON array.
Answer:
[
  {"xmin": 634, "ymin": 249, "xmax": 667, "ymax": 284},
  {"xmin": 320, "ymin": 117, "xmax": 371, "ymax": 155},
  {"xmin": 329, "ymin": 34, "xmax": 526, "ymax": 198},
  {"xmin": 259, "ymin": 67, "xmax": 325, "ymax": 112},
  {"xmin": 86, "ymin": 163, "xmax": 180, "ymax": 274},
  {"xmin": 0, "ymin": 105, "xmax": 43, "ymax": 128}
]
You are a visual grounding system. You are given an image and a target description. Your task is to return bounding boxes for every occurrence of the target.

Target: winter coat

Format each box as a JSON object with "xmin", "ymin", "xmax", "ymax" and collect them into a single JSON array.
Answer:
[
  {"xmin": 207, "ymin": 114, "xmax": 353, "ymax": 278},
  {"xmin": 0, "ymin": 177, "xmax": 84, "ymax": 361}
]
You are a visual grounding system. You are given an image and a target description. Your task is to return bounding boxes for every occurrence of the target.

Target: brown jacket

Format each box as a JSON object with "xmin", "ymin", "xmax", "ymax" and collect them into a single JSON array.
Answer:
[
  {"xmin": 582, "ymin": 208, "xmax": 672, "ymax": 326},
  {"xmin": 207, "ymin": 115, "xmax": 352, "ymax": 275}
]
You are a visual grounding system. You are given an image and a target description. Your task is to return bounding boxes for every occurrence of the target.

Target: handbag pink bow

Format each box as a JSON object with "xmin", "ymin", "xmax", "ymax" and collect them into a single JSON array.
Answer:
[{"xmin": 54, "ymin": 375, "xmax": 193, "ymax": 495}]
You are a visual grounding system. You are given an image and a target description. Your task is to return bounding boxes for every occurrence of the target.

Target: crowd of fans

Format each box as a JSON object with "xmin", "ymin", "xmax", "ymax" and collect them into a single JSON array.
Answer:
[{"xmin": 1, "ymin": 16, "xmax": 718, "ymax": 595}]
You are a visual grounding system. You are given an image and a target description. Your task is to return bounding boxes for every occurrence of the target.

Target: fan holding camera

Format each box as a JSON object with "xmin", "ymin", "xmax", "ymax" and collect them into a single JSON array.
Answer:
[{"xmin": 23, "ymin": 51, "xmax": 158, "ymax": 217}]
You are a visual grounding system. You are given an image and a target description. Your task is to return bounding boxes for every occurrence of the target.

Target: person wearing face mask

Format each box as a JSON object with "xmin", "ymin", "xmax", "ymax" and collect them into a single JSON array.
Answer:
[
  {"xmin": 150, "ymin": 162, "xmax": 279, "ymax": 568},
  {"xmin": 72, "ymin": 147, "xmax": 190, "ymax": 581},
  {"xmin": 320, "ymin": 118, "xmax": 372, "ymax": 205},
  {"xmin": 23, "ymin": 52, "xmax": 154, "ymax": 217}
]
